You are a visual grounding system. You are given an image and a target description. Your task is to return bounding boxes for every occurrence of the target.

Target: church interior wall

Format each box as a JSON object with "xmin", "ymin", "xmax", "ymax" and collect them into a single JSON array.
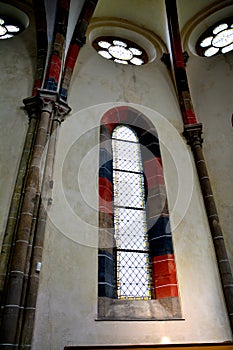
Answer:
[
  {"xmin": 0, "ymin": 13, "xmax": 36, "ymax": 247},
  {"xmin": 186, "ymin": 52, "xmax": 233, "ymax": 273},
  {"xmin": 32, "ymin": 44, "xmax": 232, "ymax": 346},
  {"xmin": 0, "ymin": 2, "xmax": 232, "ymax": 348}
]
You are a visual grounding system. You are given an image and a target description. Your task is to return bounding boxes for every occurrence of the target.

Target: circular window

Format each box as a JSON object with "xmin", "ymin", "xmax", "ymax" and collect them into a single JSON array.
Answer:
[
  {"xmin": 0, "ymin": 15, "xmax": 24, "ymax": 39},
  {"xmin": 92, "ymin": 36, "xmax": 149, "ymax": 65},
  {"xmin": 196, "ymin": 17, "xmax": 233, "ymax": 57}
]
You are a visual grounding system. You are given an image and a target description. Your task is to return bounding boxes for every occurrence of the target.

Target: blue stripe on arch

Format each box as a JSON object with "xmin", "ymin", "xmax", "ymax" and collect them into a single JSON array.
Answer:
[
  {"xmin": 99, "ymin": 148, "xmax": 113, "ymax": 183},
  {"xmin": 99, "ymin": 161, "xmax": 113, "ymax": 183},
  {"xmin": 148, "ymin": 216, "xmax": 174, "ymax": 256},
  {"xmin": 149, "ymin": 235, "xmax": 174, "ymax": 256},
  {"xmin": 148, "ymin": 216, "xmax": 171, "ymax": 238},
  {"xmin": 98, "ymin": 250, "xmax": 116, "ymax": 298}
]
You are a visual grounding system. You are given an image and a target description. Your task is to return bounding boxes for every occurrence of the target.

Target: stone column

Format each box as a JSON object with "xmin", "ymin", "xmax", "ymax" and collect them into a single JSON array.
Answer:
[
  {"xmin": 0, "ymin": 112, "xmax": 38, "ymax": 305},
  {"xmin": 165, "ymin": 0, "xmax": 233, "ymax": 333},
  {"xmin": 0, "ymin": 90, "xmax": 70, "ymax": 348},
  {"xmin": 19, "ymin": 98, "xmax": 70, "ymax": 350},
  {"xmin": 183, "ymin": 124, "xmax": 233, "ymax": 331}
]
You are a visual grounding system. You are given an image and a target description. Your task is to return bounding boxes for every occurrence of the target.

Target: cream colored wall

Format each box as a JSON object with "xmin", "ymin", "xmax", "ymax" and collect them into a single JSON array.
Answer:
[
  {"xmin": 0, "ymin": 2, "xmax": 232, "ymax": 348},
  {"xmin": 31, "ymin": 44, "xmax": 232, "ymax": 349},
  {"xmin": 187, "ymin": 53, "xmax": 233, "ymax": 273},
  {"xmin": 0, "ymin": 12, "xmax": 36, "ymax": 246}
]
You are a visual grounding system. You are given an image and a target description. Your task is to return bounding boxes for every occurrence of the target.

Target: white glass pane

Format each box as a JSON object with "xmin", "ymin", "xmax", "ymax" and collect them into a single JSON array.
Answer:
[
  {"xmin": 213, "ymin": 23, "xmax": 228, "ymax": 34},
  {"xmin": 98, "ymin": 50, "xmax": 112, "ymax": 59},
  {"xmin": 5, "ymin": 25, "xmax": 20, "ymax": 33},
  {"xmin": 200, "ymin": 36, "xmax": 213, "ymax": 47},
  {"xmin": 114, "ymin": 59, "xmax": 128, "ymax": 65},
  {"xmin": 113, "ymin": 126, "xmax": 138, "ymax": 142},
  {"xmin": 115, "ymin": 208, "xmax": 147, "ymax": 250},
  {"xmin": 212, "ymin": 29, "xmax": 233, "ymax": 48},
  {"xmin": 130, "ymin": 57, "xmax": 144, "ymax": 65},
  {"xmin": 117, "ymin": 251, "xmax": 150, "ymax": 299},
  {"xmin": 112, "ymin": 125, "xmax": 150, "ymax": 300},
  {"xmin": 98, "ymin": 40, "xmax": 111, "ymax": 49},
  {"xmin": 109, "ymin": 45, "xmax": 133, "ymax": 60},
  {"xmin": 113, "ymin": 140, "xmax": 142, "ymax": 172},
  {"xmin": 204, "ymin": 46, "xmax": 219, "ymax": 56},
  {"xmin": 113, "ymin": 40, "xmax": 127, "ymax": 47},
  {"xmin": 113, "ymin": 171, "xmax": 144, "ymax": 208},
  {"xmin": 0, "ymin": 25, "xmax": 7, "ymax": 36},
  {"xmin": 0, "ymin": 34, "xmax": 13, "ymax": 39},
  {"xmin": 129, "ymin": 47, "xmax": 142, "ymax": 55},
  {"xmin": 222, "ymin": 43, "xmax": 233, "ymax": 53}
]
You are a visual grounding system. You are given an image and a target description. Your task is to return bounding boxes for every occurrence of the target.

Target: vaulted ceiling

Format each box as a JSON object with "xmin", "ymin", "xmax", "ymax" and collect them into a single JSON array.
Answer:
[{"xmin": 2, "ymin": 0, "xmax": 233, "ymax": 58}]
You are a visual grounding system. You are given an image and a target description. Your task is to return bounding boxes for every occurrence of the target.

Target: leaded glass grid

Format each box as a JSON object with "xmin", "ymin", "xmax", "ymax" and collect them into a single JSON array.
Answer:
[{"xmin": 112, "ymin": 125, "xmax": 151, "ymax": 300}]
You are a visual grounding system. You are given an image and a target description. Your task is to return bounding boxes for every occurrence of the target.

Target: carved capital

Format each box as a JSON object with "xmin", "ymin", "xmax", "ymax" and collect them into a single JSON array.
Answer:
[
  {"xmin": 23, "ymin": 95, "xmax": 41, "ymax": 119},
  {"xmin": 161, "ymin": 53, "xmax": 171, "ymax": 69},
  {"xmin": 54, "ymin": 99, "xmax": 71, "ymax": 123},
  {"xmin": 183, "ymin": 123, "xmax": 203, "ymax": 147},
  {"xmin": 23, "ymin": 89, "xmax": 71, "ymax": 121}
]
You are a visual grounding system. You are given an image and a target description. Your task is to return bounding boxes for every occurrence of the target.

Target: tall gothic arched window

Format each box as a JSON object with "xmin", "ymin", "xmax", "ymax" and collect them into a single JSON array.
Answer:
[{"xmin": 98, "ymin": 106, "xmax": 180, "ymax": 319}]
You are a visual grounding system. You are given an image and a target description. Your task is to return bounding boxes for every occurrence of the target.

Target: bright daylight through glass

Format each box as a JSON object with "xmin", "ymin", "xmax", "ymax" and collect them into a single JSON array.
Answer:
[
  {"xmin": 0, "ymin": 17, "xmax": 20, "ymax": 40},
  {"xmin": 112, "ymin": 125, "xmax": 151, "ymax": 300},
  {"xmin": 197, "ymin": 18, "xmax": 233, "ymax": 57},
  {"xmin": 93, "ymin": 36, "xmax": 147, "ymax": 65}
]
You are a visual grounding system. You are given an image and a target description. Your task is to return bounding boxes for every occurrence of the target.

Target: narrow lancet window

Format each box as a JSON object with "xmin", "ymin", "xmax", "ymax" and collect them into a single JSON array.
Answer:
[{"xmin": 112, "ymin": 125, "xmax": 151, "ymax": 300}]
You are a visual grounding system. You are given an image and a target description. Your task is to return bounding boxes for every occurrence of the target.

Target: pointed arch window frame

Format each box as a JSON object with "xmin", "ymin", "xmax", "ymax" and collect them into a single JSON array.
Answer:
[{"xmin": 98, "ymin": 106, "xmax": 182, "ymax": 320}]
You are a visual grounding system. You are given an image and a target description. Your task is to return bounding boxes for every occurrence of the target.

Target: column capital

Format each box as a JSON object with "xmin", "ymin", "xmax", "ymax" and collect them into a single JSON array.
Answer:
[
  {"xmin": 54, "ymin": 98, "xmax": 71, "ymax": 123},
  {"xmin": 183, "ymin": 123, "xmax": 203, "ymax": 147},
  {"xmin": 23, "ymin": 89, "xmax": 71, "ymax": 120}
]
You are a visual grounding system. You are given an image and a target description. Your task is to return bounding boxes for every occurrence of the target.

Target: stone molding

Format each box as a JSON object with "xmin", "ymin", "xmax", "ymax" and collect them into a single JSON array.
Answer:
[{"xmin": 98, "ymin": 296, "xmax": 182, "ymax": 321}]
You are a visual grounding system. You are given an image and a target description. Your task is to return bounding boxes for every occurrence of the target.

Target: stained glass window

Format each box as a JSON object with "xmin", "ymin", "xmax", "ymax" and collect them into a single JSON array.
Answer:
[
  {"xmin": 196, "ymin": 17, "xmax": 233, "ymax": 57},
  {"xmin": 112, "ymin": 125, "xmax": 151, "ymax": 300},
  {"xmin": 0, "ymin": 17, "xmax": 22, "ymax": 40},
  {"xmin": 92, "ymin": 36, "xmax": 148, "ymax": 65}
]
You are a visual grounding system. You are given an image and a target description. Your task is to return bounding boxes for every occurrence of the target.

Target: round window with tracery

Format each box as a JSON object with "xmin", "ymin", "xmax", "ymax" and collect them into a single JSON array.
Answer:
[
  {"xmin": 92, "ymin": 36, "xmax": 148, "ymax": 65},
  {"xmin": 196, "ymin": 17, "xmax": 233, "ymax": 57},
  {"xmin": 0, "ymin": 16, "xmax": 22, "ymax": 40}
]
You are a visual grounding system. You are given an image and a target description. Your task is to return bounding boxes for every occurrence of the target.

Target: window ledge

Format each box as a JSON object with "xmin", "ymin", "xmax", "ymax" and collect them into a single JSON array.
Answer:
[{"xmin": 97, "ymin": 296, "xmax": 182, "ymax": 321}]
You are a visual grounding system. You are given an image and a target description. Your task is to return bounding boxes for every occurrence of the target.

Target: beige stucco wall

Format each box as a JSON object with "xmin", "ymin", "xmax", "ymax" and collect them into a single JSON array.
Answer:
[
  {"xmin": 0, "ymin": 9, "xmax": 36, "ymax": 247},
  {"xmin": 186, "ymin": 53, "xmax": 233, "ymax": 273},
  {"xmin": 31, "ymin": 43, "xmax": 232, "ymax": 349},
  {"xmin": 0, "ymin": 3, "xmax": 232, "ymax": 348}
]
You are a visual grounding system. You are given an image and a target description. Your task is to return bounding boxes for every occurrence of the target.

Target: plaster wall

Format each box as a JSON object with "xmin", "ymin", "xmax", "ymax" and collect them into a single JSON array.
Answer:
[
  {"xmin": 31, "ymin": 44, "xmax": 232, "ymax": 348},
  {"xmin": 0, "ymin": 3, "xmax": 232, "ymax": 347},
  {"xmin": 0, "ymin": 13, "xmax": 36, "ymax": 246},
  {"xmin": 186, "ymin": 52, "xmax": 233, "ymax": 273}
]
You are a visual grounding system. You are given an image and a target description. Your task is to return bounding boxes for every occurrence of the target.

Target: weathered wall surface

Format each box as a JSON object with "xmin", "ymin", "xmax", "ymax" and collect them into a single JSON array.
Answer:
[
  {"xmin": 0, "ymin": 2, "xmax": 232, "ymax": 349},
  {"xmin": 32, "ymin": 43, "xmax": 232, "ymax": 349},
  {"xmin": 0, "ymin": 10, "xmax": 36, "ymax": 247},
  {"xmin": 187, "ymin": 53, "xmax": 233, "ymax": 273}
]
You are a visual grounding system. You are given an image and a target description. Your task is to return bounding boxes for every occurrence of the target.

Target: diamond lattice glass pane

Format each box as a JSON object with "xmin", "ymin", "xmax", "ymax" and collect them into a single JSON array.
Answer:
[
  {"xmin": 113, "ymin": 126, "xmax": 138, "ymax": 142},
  {"xmin": 113, "ymin": 139, "xmax": 142, "ymax": 172},
  {"xmin": 115, "ymin": 208, "xmax": 147, "ymax": 250},
  {"xmin": 113, "ymin": 171, "xmax": 145, "ymax": 208},
  {"xmin": 117, "ymin": 251, "xmax": 150, "ymax": 299},
  {"xmin": 112, "ymin": 125, "xmax": 150, "ymax": 300}
]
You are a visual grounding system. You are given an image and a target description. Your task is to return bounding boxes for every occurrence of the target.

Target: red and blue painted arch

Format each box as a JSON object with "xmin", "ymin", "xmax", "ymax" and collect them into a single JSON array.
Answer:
[{"xmin": 98, "ymin": 106, "xmax": 179, "ymax": 299}]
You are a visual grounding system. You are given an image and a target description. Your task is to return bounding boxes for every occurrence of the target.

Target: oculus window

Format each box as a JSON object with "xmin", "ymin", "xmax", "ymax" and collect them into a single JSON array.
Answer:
[
  {"xmin": 196, "ymin": 17, "xmax": 233, "ymax": 57},
  {"xmin": 92, "ymin": 36, "xmax": 148, "ymax": 65}
]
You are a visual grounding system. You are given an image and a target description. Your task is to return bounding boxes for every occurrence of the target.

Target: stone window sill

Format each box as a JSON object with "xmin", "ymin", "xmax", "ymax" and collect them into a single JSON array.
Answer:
[{"xmin": 97, "ymin": 296, "xmax": 183, "ymax": 321}]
